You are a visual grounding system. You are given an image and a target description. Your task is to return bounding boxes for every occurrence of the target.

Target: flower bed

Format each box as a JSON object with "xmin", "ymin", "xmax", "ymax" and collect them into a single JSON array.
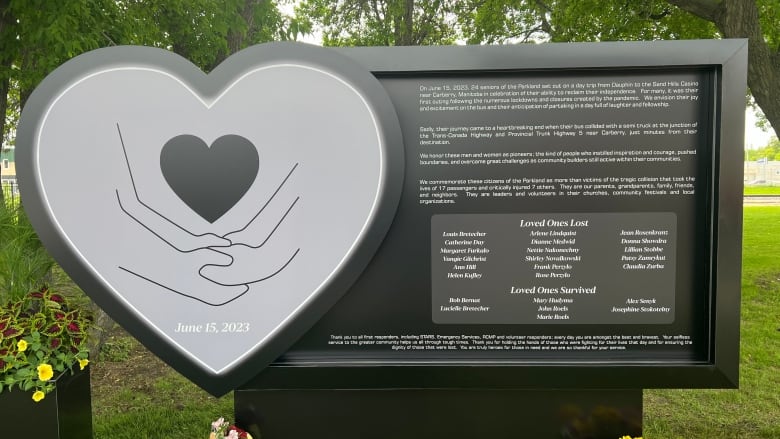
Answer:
[{"xmin": 0, "ymin": 286, "xmax": 92, "ymax": 401}]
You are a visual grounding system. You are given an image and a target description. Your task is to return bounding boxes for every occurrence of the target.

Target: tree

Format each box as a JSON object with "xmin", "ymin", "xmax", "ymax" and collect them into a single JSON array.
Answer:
[
  {"xmin": 745, "ymin": 136, "xmax": 780, "ymax": 161},
  {"xmin": 296, "ymin": 0, "xmax": 460, "ymax": 46},
  {"xmin": 459, "ymin": 0, "xmax": 778, "ymax": 138},
  {"xmin": 217, "ymin": 0, "xmax": 293, "ymax": 65},
  {"xmin": 0, "ymin": 0, "xmax": 124, "ymax": 207},
  {"xmin": 0, "ymin": 0, "xmax": 296, "ymax": 206},
  {"xmin": 0, "ymin": 0, "xmax": 15, "ymax": 208},
  {"xmin": 668, "ymin": 0, "xmax": 779, "ymax": 140},
  {"xmin": 120, "ymin": 0, "xmax": 291, "ymax": 72},
  {"xmin": 0, "ymin": 0, "xmax": 293, "ymax": 353}
]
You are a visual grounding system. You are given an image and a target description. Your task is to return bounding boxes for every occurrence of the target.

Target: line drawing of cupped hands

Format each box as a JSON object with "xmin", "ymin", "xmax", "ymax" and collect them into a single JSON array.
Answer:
[{"xmin": 114, "ymin": 123, "xmax": 301, "ymax": 306}]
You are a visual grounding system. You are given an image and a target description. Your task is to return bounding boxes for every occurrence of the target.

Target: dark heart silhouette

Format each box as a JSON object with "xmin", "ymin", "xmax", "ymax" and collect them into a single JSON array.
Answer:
[{"xmin": 160, "ymin": 134, "xmax": 259, "ymax": 223}]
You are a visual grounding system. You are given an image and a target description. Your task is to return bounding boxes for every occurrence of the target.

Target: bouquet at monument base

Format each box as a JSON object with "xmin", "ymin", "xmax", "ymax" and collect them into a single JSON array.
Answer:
[{"xmin": 210, "ymin": 417, "xmax": 253, "ymax": 439}]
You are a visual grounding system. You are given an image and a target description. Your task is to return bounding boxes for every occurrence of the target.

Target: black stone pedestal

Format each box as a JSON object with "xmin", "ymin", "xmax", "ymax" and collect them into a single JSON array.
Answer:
[
  {"xmin": 235, "ymin": 386, "xmax": 642, "ymax": 439},
  {"xmin": 2, "ymin": 366, "xmax": 93, "ymax": 438}
]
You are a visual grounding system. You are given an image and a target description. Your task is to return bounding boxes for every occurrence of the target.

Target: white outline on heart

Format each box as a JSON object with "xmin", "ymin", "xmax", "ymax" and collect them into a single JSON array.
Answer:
[{"xmin": 33, "ymin": 63, "xmax": 385, "ymax": 375}]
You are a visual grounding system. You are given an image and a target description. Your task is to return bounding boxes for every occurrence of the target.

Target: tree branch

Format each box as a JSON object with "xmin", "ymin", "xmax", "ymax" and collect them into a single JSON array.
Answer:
[
  {"xmin": 102, "ymin": 31, "xmax": 118, "ymax": 46},
  {"xmin": 665, "ymin": 0, "xmax": 719, "ymax": 21},
  {"xmin": 647, "ymin": 8, "xmax": 672, "ymax": 20},
  {"xmin": 671, "ymin": 0, "xmax": 778, "ymax": 135},
  {"xmin": 533, "ymin": 0, "xmax": 553, "ymax": 35}
]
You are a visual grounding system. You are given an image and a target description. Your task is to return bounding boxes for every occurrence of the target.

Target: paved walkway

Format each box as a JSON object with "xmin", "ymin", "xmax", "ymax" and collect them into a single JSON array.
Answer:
[{"xmin": 744, "ymin": 196, "xmax": 780, "ymax": 205}]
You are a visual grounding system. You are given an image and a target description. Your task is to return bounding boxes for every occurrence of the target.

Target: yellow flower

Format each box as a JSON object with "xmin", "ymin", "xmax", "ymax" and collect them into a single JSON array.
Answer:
[
  {"xmin": 78, "ymin": 358, "xmax": 89, "ymax": 370},
  {"xmin": 32, "ymin": 390, "xmax": 45, "ymax": 402},
  {"xmin": 37, "ymin": 363, "xmax": 54, "ymax": 381},
  {"xmin": 16, "ymin": 340, "xmax": 28, "ymax": 352}
]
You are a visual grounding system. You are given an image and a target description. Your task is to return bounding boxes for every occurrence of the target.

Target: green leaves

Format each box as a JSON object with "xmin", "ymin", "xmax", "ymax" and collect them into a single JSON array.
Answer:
[
  {"xmin": 456, "ymin": 0, "xmax": 777, "ymax": 138},
  {"xmin": 745, "ymin": 136, "xmax": 780, "ymax": 161},
  {"xmin": 459, "ymin": 0, "xmax": 718, "ymax": 44},
  {"xmin": 0, "ymin": 287, "xmax": 92, "ymax": 397},
  {"xmin": 0, "ymin": 205, "xmax": 54, "ymax": 302},
  {"xmin": 298, "ymin": 0, "xmax": 459, "ymax": 47},
  {"xmin": 0, "ymin": 0, "xmax": 294, "ymax": 154},
  {"xmin": 6, "ymin": 0, "xmax": 122, "ymax": 100},
  {"xmin": 120, "ymin": 0, "xmax": 287, "ymax": 72}
]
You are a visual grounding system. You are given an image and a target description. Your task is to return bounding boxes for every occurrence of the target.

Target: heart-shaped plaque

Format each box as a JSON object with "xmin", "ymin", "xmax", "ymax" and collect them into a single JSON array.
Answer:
[{"xmin": 16, "ymin": 43, "xmax": 404, "ymax": 396}]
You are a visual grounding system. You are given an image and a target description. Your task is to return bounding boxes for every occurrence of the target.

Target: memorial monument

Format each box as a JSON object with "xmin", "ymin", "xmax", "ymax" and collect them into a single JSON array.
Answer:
[{"xmin": 17, "ymin": 39, "xmax": 746, "ymax": 438}]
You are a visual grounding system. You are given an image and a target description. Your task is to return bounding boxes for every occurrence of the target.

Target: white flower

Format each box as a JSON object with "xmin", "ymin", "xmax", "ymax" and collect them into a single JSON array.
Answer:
[{"xmin": 211, "ymin": 417, "xmax": 226, "ymax": 432}]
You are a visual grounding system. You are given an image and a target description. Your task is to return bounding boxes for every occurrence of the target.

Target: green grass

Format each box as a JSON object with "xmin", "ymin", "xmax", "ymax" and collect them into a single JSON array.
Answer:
[
  {"xmin": 93, "ymin": 390, "xmax": 232, "ymax": 439},
  {"xmin": 0, "ymin": 202, "xmax": 55, "ymax": 301},
  {"xmin": 94, "ymin": 397, "xmax": 233, "ymax": 439},
  {"xmin": 90, "ymin": 335, "xmax": 233, "ymax": 439},
  {"xmin": 644, "ymin": 206, "xmax": 780, "ymax": 438},
  {"xmin": 85, "ymin": 207, "xmax": 780, "ymax": 438},
  {"xmin": 744, "ymin": 186, "xmax": 780, "ymax": 195}
]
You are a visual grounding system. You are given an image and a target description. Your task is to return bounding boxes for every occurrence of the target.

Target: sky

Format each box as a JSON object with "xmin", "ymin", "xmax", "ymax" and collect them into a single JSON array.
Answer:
[{"xmin": 745, "ymin": 108, "xmax": 775, "ymax": 149}]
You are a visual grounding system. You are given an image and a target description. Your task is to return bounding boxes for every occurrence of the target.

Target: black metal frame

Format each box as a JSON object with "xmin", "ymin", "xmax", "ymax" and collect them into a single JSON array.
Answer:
[{"xmin": 254, "ymin": 39, "xmax": 746, "ymax": 390}]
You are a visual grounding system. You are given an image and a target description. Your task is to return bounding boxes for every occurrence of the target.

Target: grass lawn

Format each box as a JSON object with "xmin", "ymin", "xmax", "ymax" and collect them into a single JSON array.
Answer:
[
  {"xmin": 744, "ymin": 186, "xmax": 780, "ymax": 195},
  {"xmin": 87, "ymin": 207, "xmax": 780, "ymax": 438},
  {"xmin": 89, "ymin": 330, "xmax": 232, "ymax": 438},
  {"xmin": 644, "ymin": 206, "xmax": 780, "ymax": 438}
]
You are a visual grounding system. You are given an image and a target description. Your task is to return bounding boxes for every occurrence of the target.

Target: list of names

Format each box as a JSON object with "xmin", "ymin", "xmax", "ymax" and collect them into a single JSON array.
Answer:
[{"xmin": 432, "ymin": 213, "xmax": 677, "ymax": 324}]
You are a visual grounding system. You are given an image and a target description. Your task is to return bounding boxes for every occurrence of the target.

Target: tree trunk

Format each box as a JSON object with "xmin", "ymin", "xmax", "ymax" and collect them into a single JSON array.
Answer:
[
  {"xmin": 213, "ymin": 0, "xmax": 259, "ymax": 68},
  {"xmin": 88, "ymin": 302, "xmax": 116, "ymax": 360},
  {"xmin": 0, "ymin": 76, "xmax": 8, "ymax": 209},
  {"xmin": 0, "ymin": 0, "xmax": 14, "ymax": 209},
  {"xmin": 714, "ymin": 0, "xmax": 780, "ymax": 138},
  {"xmin": 391, "ymin": 0, "xmax": 415, "ymax": 46},
  {"xmin": 401, "ymin": 0, "xmax": 414, "ymax": 45},
  {"xmin": 160, "ymin": 5, "xmax": 193, "ymax": 65},
  {"xmin": 668, "ymin": 0, "xmax": 779, "ymax": 137},
  {"xmin": 393, "ymin": 0, "xmax": 414, "ymax": 46},
  {"xmin": 18, "ymin": 53, "xmax": 34, "ymax": 111},
  {"xmin": 230, "ymin": 0, "xmax": 259, "ymax": 54}
]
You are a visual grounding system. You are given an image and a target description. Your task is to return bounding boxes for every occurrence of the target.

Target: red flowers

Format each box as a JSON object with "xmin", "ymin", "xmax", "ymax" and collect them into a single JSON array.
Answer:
[
  {"xmin": 210, "ymin": 418, "xmax": 253, "ymax": 439},
  {"xmin": 227, "ymin": 425, "xmax": 251, "ymax": 438}
]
